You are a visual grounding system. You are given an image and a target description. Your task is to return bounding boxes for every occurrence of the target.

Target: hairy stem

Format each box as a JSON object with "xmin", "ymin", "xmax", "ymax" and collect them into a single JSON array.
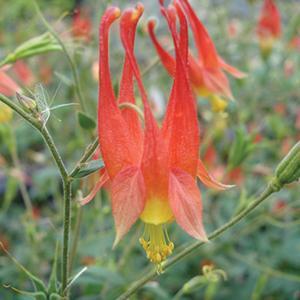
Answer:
[
  {"xmin": 69, "ymin": 137, "xmax": 98, "ymax": 178},
  {"xmin": 116, "ymin": 183, "xmax": 277, "ymax": 300},
  {"xmin": 61, "ymin": 179, "xmax": 72, "ymax": 296}
]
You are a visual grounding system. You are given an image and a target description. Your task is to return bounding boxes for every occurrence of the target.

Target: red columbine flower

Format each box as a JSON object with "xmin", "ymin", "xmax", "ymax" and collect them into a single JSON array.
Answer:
[
  {"xmin": 256, "ymin": 0, "xmax": 281, "ymax": 58},
  {"xmin": 81, "ymin": 3, "xmax": 232, "ymax": 270},
  {"xmin": 72, "ymin": 8, "xmax": 92, "ymax": 42},
  {"xmin": 0, "ymin": 66, "xmax": 21, "ymax": 123},
  {"xmin": 148, "ymin": 0, "xmax": 246, "ymax": 113},
  {"xmin": 0, "ymin": 66, "xmax": 20, "ymax": 96}
]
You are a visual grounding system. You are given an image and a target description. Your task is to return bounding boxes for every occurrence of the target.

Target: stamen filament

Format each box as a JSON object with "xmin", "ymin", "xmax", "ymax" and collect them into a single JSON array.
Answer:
[{"xmin": 139, "ymin": 223, "xmax": 174, "ymax": 273}]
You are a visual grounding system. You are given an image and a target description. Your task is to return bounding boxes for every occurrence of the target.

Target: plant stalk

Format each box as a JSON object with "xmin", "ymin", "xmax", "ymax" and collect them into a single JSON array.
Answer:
[{"xmin": 116, "ymin": 183, "xmax": 277, "ymax": 300}]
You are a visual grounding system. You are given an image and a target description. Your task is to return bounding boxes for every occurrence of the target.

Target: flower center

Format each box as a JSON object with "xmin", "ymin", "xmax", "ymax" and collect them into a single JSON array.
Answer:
[{"xmin": 139, "ymin": 223, "xmax": 174, "ymax": 273}]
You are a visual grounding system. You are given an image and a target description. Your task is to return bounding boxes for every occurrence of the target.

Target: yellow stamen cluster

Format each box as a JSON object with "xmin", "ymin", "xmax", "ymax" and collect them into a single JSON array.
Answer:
[
  {"xmin": 139, "ymin": 224, "xmax": 174, "ymax": 273},
  {"xmin": 210, "ymin": 95, "xmax": 228, "ymax": 113}
]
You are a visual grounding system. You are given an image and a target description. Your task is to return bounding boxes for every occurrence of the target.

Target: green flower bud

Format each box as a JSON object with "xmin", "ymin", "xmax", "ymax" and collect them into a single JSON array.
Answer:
[
  {"xmin": 275, "ymin": 141, "xmax": 300, "ymax": 186},
  {"xmin": 16, "ymin": 92, "xmax": 37, "ymax": 113},
  {"xmin": 0, "ymin": 33, "xmax": 61, "ymax": 67}
]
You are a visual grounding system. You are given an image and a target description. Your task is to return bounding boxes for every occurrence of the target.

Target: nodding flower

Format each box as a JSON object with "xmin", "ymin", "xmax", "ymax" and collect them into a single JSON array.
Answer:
[
  {"xmin": 148, "ymin": 0, "xmax": 246, "ymax": 113},
  {"xmin": 81, "ymin": 3, "xmax": 233, "ymax": 272},
  {"xmin": 72, "ymin": 8, "xmax": 92, "ymax": 42},
  {"xmin": 0, "ymin": 66, "xmax": 21, "ymax": 123},
  {"xmin": 256, "ymin": 0, "xmax": 281, "ymax": 58}
]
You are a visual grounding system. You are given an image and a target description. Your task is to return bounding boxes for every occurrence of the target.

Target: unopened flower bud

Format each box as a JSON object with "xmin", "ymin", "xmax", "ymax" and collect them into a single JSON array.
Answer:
[
  {"xmin": 275, "ymin": 141, "xmax": 300, "ymax": 186},
  {"xmin": 16, "ymin": 92, "xmax": 37, "ymax": 113}
]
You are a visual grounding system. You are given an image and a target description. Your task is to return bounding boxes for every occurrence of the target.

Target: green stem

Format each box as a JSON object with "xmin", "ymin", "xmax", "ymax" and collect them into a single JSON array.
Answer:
[
  {"xmin": 40, "ymin": 126, "xmax": 68, "ymax": 179},
  {"xmin": 1, "ymin": 93, "xmax": 72, "ymax": 298},
  {"xmin": 62, "ymin": 179, "xmax": 72, "ymax": 297},
  {"xmin": 69, "ymin": 138, "xmax": 98, "ymax": 178},
  {"xmin": 116, "ymin": 183, "xmax": 277, "ymax": 300},
  {"xmin": 33, "ymin": 1, "xmax": 86, "ymax": 112}
]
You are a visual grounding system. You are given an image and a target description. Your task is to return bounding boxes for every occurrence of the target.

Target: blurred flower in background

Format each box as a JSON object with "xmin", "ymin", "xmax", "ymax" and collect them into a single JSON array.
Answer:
[
  {"xmin": 148, "ymin": 0, "xmax": 246, "ymax": 113},
  {"xmin": 256, "ymin": 0, "xmax": 281, "ymax": 59}
]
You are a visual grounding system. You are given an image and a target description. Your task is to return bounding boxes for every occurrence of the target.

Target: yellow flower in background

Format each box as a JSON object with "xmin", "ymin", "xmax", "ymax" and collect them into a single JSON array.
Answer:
[{"xmin": 0, "ymin": 102, "xmax": 13, "ymax": 123}]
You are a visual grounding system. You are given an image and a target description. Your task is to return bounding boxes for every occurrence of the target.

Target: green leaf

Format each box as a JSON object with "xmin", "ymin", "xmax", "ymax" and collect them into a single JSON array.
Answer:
[
  {"xmin": 3, "ymin": 284, "xmax": 47, "ymax": 299},
  {"xmin": 72, "ymin": 159, "xmax": 104, "ymax": 179},
  {"xmin": 77, "ymin": 112, "xmax": 96, "ymax": 130},
  {"xmin": 0, "ymin": 242, "xmax": 47, "ymax": 293}
]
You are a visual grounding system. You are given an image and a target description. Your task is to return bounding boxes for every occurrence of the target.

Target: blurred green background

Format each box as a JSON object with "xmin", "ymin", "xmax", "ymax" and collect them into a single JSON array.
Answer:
[{"xmin": 0, "ymin": 0, "xmax": 299, "ymax": 299}]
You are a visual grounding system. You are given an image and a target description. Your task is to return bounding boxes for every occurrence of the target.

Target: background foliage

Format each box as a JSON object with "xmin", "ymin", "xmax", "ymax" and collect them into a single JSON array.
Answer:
[{"xmin": 0, "ymin": 0, "xmax": 299, "ymax": 299}]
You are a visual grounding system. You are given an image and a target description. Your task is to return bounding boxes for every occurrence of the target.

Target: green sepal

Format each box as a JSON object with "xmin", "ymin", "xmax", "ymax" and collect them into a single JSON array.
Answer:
[{"xmin": 72, "ymin": 159, "xmax": 104, "ymax": 179}]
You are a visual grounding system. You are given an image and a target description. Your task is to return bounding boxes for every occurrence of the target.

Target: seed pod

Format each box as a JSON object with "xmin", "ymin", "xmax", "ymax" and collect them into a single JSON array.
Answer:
[{"xmin": 275, "ymin": 141, "xmax": 300, "ymax": 186}]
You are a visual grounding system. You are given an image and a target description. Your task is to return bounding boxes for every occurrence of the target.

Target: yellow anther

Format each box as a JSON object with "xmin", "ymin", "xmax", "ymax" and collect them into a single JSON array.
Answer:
[{"xmin": 139, "ymin": 223, "xmax": 174, "ymax": 271}]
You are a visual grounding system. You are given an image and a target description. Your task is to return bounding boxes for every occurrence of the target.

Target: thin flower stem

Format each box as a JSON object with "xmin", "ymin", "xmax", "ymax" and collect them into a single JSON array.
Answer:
[
  {"xmin": 116, "ymin": 183, "xmax": 277, "ymax": 300},
  {"xmin": 0, "ymin": 93, "xmax": 72, "ymax": 298},
  {"xmin": 62, "ymin": 179, "xmax": 72, "ymax": 297},
  {"xmin": 69, "ymin": 137, "xmax": 98, "ymax": 178},
  {"xmin": 40, "ymin": 126, "xmax": 69, "ymax": 179},
  {"xmin": 33, "ymin": 1, "xmax": 87, "ymax": 112}
]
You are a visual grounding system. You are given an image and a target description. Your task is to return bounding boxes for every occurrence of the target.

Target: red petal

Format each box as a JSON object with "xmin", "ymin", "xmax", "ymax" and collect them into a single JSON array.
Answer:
[
  {"xmin": 179, "ymin": 0, "xmax": 219, "ymax": 69},
  {"xmin": 197, "ymin": 159, "xmax": 234, "ymax": 190},
  {"xmin": 0, "ymin": 68, "xmax": 21, "ymax": 96},
  {"xmin": 121, "ymin": 5, "xmax": 169, "ymax": 199},
  {"xmin": 202, "ymin": 68, "xmax": 233, "ymax": 100},
  {"xmin": 98, "ymin": 7, "xmax": 140, "ymax": 179},
  {"xmin": 118, "ymin": 5, "xmax": 143, "ymax": 150},
  {"xmin": 257, "ymin": 0, "xmax": 281, "ymax": 38},
  {"xmin": 111, "ymin": 166, "xmax": 145, "ymax": 247},
  {"xmin": 148, "ymin": 19, "xmax": 176, "ymax": 77},
  {"xmin": 218, "ymin": 57, "xmax": 247, "ymax": 79},
  {"xmin": 169, "ymin": 168, "xmax": 208, "ymax": 241},
  {"xmin": 161, "ymin": 5, "xmax": 200, "ymax": 176},
  {"xmin": 79, "ymin": 170, "xmax": 109, "ymax": 206}
]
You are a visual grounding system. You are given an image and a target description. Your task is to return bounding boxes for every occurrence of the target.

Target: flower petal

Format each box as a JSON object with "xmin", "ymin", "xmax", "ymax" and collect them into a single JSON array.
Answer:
[
  {"xmin": 0, "ymin": 68, "xmax": 21, "ymax": 96},
  {"xmin": 161, "ymin": 4, "xmax": 200, "ymax": 177},
  {"xmin": 118, "ymin": 5, "xmax": 143, "ymax": 149},
  {"xmin": 111, "ymin": 166, "xmax": 145, "ymax": 247},
  {"xmin": 169, "ymin": 168, "xmax": 208, "ymax": 241},
  {"xmin": 121, "ymin": 5, "xmax": 169, "ymax": 199},
  {"xmin": 197, "ymin": 159, "xmax": 235, "ymax": 190},
  {"xmin": 218, "ymin": 57, "xmax": 247, "ymax": 79},
  {"xmin": 148, "ymin": 19, "xmax": 176, "ymax": 77},
  {"xmin": 79, "ymin": 169, "xmax": 109, "ymax": 206},
  {"xmin": 178, "ymin": 0, "xmax": 219, "ymax": 69},
  {"xmin": 98, "ymin": 7, "xmax": 140, "ymax": 179}
]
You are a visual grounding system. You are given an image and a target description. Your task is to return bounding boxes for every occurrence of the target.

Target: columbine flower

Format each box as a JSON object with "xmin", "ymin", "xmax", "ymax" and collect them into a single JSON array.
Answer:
[
  {"xmin": 81, "ymin": 3, "xmax": 232, "ymax": 270},
  {"xmin": 256, "ymin": 0, "xmax": 281, "ymax": 58},
  {"xmin": 148, "ymin": 0, "xmax": 246, "ymax": 113},
  {"xmin": 0, "ymin": 66, "xmax": 21, "ymax": 123},
  {"xmin": 72, "ymin": 8, "xmax": 92, "ymax": 42}
]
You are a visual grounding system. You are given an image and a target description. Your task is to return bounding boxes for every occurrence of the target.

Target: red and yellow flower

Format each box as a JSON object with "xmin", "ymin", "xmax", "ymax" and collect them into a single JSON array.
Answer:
[
  {"xmin": 148, "ymin": 0, "xmax": 246, "ymax": 113},
  {"xmin": 256, "ymin": 0, "xmax": 281, "ymax": 57},
  {"xmin": 0, "ymin": 66, "xmax": 21, "ymax": 123},
  {"xmin": 81, "ymin": 3, "xmax": 232, "ymax": 270}
]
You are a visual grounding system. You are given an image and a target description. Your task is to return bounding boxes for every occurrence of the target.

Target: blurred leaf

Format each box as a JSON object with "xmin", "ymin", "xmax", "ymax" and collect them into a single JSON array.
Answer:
[
  {"xmin": 0, "ymin": 242, "xmax": 47, "ymax": 293},
  {"xmin": 47, "ymin": 242, "xmax": 60, "ymax": 294},
  {"xmin": 78, "ymin": 112, "xmax": 96, "ymax": 131},
  {"xmin": 1, "ymin": 175, "xmax": 19, "ymax": 213}
]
